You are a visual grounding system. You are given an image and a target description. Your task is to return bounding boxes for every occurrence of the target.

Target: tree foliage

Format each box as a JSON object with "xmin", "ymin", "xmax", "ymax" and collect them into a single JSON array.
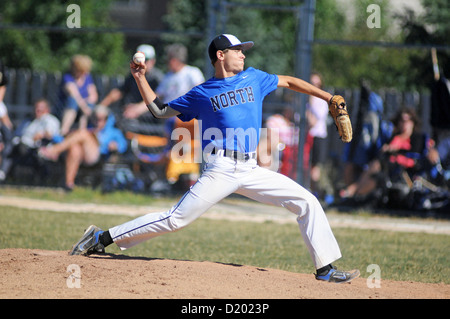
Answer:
[
  {"xmin": 0, "ymin": 0, "xmax": 127, "ymax": 75},
  {"xmin": 162, "ymin": 0, "xmax": 448, "ymax": 91},
  {"xmin": 396, "ymin": 0, "xmax": 450, "ymax": 89},
  {"xmin": 0, "ymin": 0, "xmax": 447, "ymax": 90},
  {"xmin": 317, "ymin": 0, "xmax": 412, "ymax": 90}
]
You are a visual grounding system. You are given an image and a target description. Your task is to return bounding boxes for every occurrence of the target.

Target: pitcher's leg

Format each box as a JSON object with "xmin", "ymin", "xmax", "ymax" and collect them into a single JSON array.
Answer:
[
  {"xmin": 237, "ymin": 167, "xmax": 341, "ymax": 269},
  {"xmin": 110, "ymin": 164, "xmax": 238, "ymax": 250}
]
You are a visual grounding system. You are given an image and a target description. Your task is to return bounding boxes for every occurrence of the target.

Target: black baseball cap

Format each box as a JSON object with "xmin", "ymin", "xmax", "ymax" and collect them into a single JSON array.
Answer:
[{"xmin": 208, "ymin": 34, "xmax": 254, "ymax": 62}]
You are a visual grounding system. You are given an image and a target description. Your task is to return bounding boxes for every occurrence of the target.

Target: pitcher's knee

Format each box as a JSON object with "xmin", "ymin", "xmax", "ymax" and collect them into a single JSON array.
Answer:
[
  {"xmin": 166, "ymin": 212, "xmax": 191, "ymax": 232},
  {"xmin": 286, "ymin": 193, "xmax": 323, "ymax": 218}
]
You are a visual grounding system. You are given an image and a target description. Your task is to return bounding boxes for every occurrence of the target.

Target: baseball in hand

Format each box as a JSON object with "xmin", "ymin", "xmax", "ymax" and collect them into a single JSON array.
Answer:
[{"xmin": 133, "ymin": 52, "xmax": 145, "ymax": 65}]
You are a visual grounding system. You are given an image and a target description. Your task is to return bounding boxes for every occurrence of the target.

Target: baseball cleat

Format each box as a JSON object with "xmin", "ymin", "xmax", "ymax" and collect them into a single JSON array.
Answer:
[
  {"xmin": 315, "ymin": 268, "xmax": 360, "ymax": 283},
  {"xmin": 69, "ymin": 225, "xmax": 105, "ymax": 256}
]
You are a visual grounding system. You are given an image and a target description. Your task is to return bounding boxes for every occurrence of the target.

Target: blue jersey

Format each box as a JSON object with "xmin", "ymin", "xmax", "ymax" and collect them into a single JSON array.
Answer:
[{"xmin": 168, "ymin": 67, "xmax": 279, "ymax": 153}]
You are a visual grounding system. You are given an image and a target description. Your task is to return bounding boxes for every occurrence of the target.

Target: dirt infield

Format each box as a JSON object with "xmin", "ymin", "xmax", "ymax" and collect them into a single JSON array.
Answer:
[
  {"xmin": 1, "ymin": 194, "xmax": 449, "ymax": 300},
  {"xmin": 1, "ymin": 248, "xmax": 449, "ymax": 299}
]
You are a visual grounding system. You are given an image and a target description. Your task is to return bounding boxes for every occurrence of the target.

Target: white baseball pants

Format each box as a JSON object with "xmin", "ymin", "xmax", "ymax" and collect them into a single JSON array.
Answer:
[{"xmin": 109, "ymin": 151, "xmax": 342, "ymax": 269}]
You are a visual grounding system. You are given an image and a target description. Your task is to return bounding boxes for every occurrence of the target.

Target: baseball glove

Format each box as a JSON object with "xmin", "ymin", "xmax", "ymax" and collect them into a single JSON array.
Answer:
[{"xmin": 328, "ymin": 95, "xmax": 352, "ymax": 143}]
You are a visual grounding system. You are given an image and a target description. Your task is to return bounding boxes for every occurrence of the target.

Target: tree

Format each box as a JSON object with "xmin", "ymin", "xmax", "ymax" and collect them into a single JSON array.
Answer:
[
  {"xmin": 0, "ymin": 0, "xmax": 127, "ymax": 75},
  {"xmin": 396, "ymin": 0, "xmax": 450, "ymax": 89},
  {"xmin": 163, "ymin": 0, "xmax": 313, "ymax": 75},
  {"xmin": 313, "ymin": 0, "xmax": 417, "ymax": 90},
  {"xmin": 162, "ymin": 0, "xmax": 414, "ymax": 90}
]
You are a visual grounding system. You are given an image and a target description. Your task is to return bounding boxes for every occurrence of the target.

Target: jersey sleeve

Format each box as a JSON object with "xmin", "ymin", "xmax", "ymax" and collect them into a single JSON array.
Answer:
[
  {"xmin": 250, "ymin": 68, "xmax": 279, "ymax": 97},
  {"xmin": 168, "ymin": 89, "xmax": 199, "ymax": 122}
]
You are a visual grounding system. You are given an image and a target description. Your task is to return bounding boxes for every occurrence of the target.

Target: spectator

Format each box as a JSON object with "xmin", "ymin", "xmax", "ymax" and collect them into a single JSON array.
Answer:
[
  {"xmin": 156, "ymin": 44, "xmax": 205, "ymax": 103},
  {"xmin": 0, "ymin": 58, "xmax": 13, "ymax": 181},
  {"xmin": 341, "ymin": 81, "xmax": 389, "ymax": 188},
  {"xmin": 0, "ymin": 58, "xmax": 12, "ymax": 131},
  {"xmin": 156, "ymin": 44, "xmax": 205, "ymax": 188},
  {"xmin": 19, "ymin": 98, "xmax": 61, "ymax": 149},
  {"xmin": 39, "ymin": 105, "xmax": 127, "ymax": 191},
  {"xmin": 432, "ymin": 136, "xmax": 450, "ymax": 168},
  {"xmin": 59, "ymin": 54, "xmax": 98, "ymax": 136},
  {"xmin": 165, "ymin": 117, "xmax": 201, "ymax": 190},
  {"xmin": 427, "ymin": 135, "xmax": 450, "ymax": 186},
  {"xmin": 262, "ymin": 107, "xmax": 297, "ymax": 178},
  {"xmin": 306, "ymin": 72, "xmax": 329, "ymax": 196},
  {"xmin": 99, "ymin": 44, "xmax": 164, "ymax": 119},
  {"xmin": 4, "ymin": 98, "xmax": 60, "ymax": 182},
  {"xmin": 339, "ymin": 107, "xmax": 433, "ymax": 199}
]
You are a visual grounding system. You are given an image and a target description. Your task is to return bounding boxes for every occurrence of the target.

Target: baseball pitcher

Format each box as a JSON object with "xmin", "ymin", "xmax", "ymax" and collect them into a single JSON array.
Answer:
[{"xmin": 70, "ymin": 34, "xmax": 358, "ymax": 283}]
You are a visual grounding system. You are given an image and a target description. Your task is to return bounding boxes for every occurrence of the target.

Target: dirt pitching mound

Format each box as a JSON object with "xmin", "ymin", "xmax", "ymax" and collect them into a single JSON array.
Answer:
[{"xmin": 1, "ymin": 249, "xmax": 449, "ymax": 300}]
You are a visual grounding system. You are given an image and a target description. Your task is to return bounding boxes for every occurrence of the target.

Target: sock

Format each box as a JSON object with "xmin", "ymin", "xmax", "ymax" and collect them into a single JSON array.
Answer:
[
  {"xmin": 99, "ymin": 230, "xmax": 113, "ymax": 247},
  {"xmin": 316, "ymin": 264, "xmax": 333, "ymax": 276}
]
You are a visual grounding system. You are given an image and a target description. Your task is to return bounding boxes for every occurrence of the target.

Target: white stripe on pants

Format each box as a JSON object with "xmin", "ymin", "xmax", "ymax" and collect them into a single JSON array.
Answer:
[{"xmin": 109, "ymin": 154, "xmax": 342, "ymax": 269}]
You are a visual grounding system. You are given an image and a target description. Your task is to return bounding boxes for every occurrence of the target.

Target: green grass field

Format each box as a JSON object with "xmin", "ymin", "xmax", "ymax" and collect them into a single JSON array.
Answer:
[{"xmin": 0, "ymin": 187, "xmax": 449, "ymax": 284}]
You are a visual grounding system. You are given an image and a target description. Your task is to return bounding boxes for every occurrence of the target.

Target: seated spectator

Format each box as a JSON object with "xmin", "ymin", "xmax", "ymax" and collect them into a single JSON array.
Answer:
[
  {"xmin": 59, "ymin": 54, "xmax": 98, "ymax": 136},
  {"xmin": 427, "ymin": 135, "xmax": 450, "ymax": 186},
  {"xmin": 428, "ymin": 135, "xmax": 450, "ymax": 165},
  {"xmin": 341, "ymin": 81, "xmax": 390, "ymax": 188},
  {"xmin": 19, "ymin": 98, "xmax": 61, "ymax": 149},
  {"xmin": 339, "ymin": 107, "xmax": 434, "ymax": 199},
  {"xmin": 4, "ymin": 98, "xmax": 61, "ymax": 182},
  {"xmin": 99, "ymin": 44, "xmax": 164, "ymax": 119},
  {"xmin": 165, "ymin": 117, "xmax": 200, "ymax": 190},
  {"xmin": 39, "ymin": 105, "xmax": 127, "ymax": 191}
]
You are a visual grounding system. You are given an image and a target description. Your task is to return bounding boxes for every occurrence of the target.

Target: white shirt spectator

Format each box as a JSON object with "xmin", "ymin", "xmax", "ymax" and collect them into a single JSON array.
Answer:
[
  {"xmin": 156, "ymin": 65, "xmax": 204, "ymax": 103},
  {"xmin": 307, "ymin": 96, "xmax": 328, "ymax": 139},
  {"xmin": 21, "ymin": 113, "xmax": 60, "ymax": 148}
]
